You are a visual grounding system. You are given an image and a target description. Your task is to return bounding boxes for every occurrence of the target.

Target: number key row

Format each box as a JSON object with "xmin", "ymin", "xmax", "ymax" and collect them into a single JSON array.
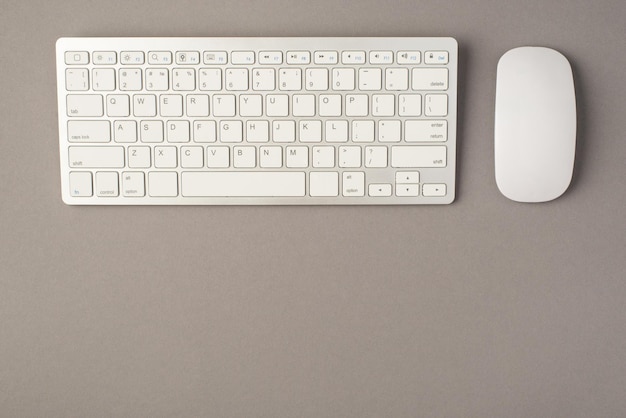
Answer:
[{"xmin": 66, "ymin": 67, "xmax": 449, "ymax": 92}]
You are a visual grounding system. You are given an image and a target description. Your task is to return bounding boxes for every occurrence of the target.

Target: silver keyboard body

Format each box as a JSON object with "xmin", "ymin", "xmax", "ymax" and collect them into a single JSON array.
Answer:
[{"xmin": 56, "ymin": 37, "xmax": 458, "ymax": 205}]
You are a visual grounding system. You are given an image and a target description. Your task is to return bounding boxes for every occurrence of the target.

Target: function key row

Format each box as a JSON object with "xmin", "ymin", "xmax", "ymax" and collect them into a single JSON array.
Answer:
[{"xmin": 65, "ymin": 50, "xmax": 450, "ymax": 66}]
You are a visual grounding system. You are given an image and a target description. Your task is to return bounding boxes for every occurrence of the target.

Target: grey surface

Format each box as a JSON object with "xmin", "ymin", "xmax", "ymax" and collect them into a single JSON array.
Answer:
[{"xmin": 1, "ymin": 0, "xmax": 625, "ymax": 416}]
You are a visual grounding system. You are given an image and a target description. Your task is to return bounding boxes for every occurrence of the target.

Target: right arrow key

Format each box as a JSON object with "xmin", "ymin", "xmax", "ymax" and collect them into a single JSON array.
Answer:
[{"xmin": 423, "ymin": 183, "xmax": 447, "ymax": 197}]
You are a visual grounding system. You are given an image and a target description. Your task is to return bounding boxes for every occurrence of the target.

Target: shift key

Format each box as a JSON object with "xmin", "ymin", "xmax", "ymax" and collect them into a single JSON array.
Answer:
[
  {"xmin": 391, "ymin": 146, "xmax": 447, "ymax": 168},
  {"xmin": 69, "ymin": 146, "xmax": 124, "ymax": 168}
]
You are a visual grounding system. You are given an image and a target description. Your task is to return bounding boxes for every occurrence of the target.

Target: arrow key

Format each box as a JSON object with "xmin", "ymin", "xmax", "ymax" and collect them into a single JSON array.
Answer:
[
  {"xmin": 395, "ymin": 171, "xmax": 420, "ymax": 184},
  {"xmin": 368, "ymin": 183, "xmax": 392, "ymax": 197},
  {"xmin": 423, "ymin": 183, "xmax": 446, "ymax": 197},
  {"xmin": 396, "ymin": 184, "xmax": 419, "ymax": 197}
]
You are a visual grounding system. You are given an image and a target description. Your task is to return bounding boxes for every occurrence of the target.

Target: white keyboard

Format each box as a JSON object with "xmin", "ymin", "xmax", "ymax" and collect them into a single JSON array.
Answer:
[{"xmin": 56, "ymin": 37, "xmax": 457, "ymax": 205}]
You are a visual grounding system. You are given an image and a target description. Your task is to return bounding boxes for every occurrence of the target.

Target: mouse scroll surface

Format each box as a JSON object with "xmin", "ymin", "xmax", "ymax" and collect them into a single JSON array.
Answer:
[{"xmin": 495, "ymin": 47, "xmax": 576, "ymax": 202}]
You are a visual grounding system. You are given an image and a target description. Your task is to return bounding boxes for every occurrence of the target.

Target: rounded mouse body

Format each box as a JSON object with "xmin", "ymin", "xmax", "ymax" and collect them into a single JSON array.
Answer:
[{"xmin": 495, "ymin": 46, "xmax": 576, "ymax": 202}]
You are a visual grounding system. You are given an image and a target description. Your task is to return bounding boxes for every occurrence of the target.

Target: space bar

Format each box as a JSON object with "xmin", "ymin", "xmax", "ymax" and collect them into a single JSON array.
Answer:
[{"xmin": 182, "ymin": 172, "xmax": 306, "ymax": 197}]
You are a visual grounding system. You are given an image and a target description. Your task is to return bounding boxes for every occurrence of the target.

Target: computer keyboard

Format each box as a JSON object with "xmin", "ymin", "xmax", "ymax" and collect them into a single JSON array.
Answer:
[{"xmin": 56, "ymin": 37, "xmax": 457, "ymax": 205}]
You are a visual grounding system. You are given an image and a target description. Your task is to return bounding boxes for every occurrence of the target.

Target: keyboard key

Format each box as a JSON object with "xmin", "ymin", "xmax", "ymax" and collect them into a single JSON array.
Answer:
[
  {"xmin": 203, "ymin": 51, "xmax": 227, "ymax": 64},
  {"xmin": 423, "ymin": 183, "xmax": 447, "ymax": 196},
  {"xmin": 140, "ymin": 120, "xmax": 163, "ymax": 143},
  {"xmin": 266, "ymin": 94, "xmax": 288, "ymax": 116},
  {"xmin": 391, "ymin": 146, "xmax": 447, "ymax": 168},
  {"xmin": 370, "ymin": 51, "xmax": 393, "ymax": 64},
  {"xmin": 159, "ymin": 94, "xmax": 183, "ymax": 117},
  {"xmin": 166, "ymin": 120, "xmax": 190, "ymax": 142},
  {"xmin": 358, "ymin": 68, "xmax": 382, "ymax": 90},
  {"xmin": 173, "ymin": 68, "xmax": 196, "ymax": 90},
  {"xmin": 345, "ymin": 95, "xmax": 368, "ymax": 117},
  {"xmin": 299, "ymin": 120, "xmax": 322, "ymax": 142},
  {"xmin": 213, "ymin": 95, "xmax": 236, "ymax": 117},
  {"xmin": 246, "ymin": 120, "xmax": 269, "ymax": 142},
  {"xmin": 286, "ymin": 146, "xmax": 308, "ymax": 168},
  {"xmin": 346, "ymin": 94, "xmax": 369, "ymax": 116},
  {"xmin": 259, "ymin": 51, "xmax": 283, "ymax": 64},
  {"xmin": 194, "ymin": 120, "xmax": 217, "ymax": 142},
  {"xmin": 181, "ymin": 172, "xmax": 306, "ymax": 197},
  {"xmin": 121, "ymin": 51, "xmax": 144, "ymax": 65},
  {"xmin": 412, "ymin": 68, "xmax": 448, "ymax": 90},
  {"xmin": 65, "ymin": 51, "xmax": 89, "ymax": 65},
  {"xmin": 199, "ymin": 68, "xmax": 222, "ymax": 91},
  {"xmin": 352, "ymin": 120, "xmax": 375, "ymax": 142},
  {"xmin": 424, "ymin": 94, "xmax": 448, "ymax": 116},
  {"xmin": 252, "ymin": 68, "xmax": 275, "ymax": 91},
  {"xmin": 259, "ymin": 146, "xmax": 282, "ymax": 168},
  {"xmin": 305, "ymin": 68, "xmax": 328, "ymax": 91},
  {"xmin": 225, "ymin": 68, "xmax": 249, "ymax": 90},
  {"xmin": 186, "ymin": 94, "xmax": 209, "ymax": 117},
  {"xmin": 113, "ymin": 119, "xmax": 137, "ymax": 142},
  {"xmin": 372, "ymin": 94, "xmax": 395, "ymax": 116},
  {"xmin": 385, "ymin": 68, "xmax": 408, "ymax": 91},
  {"xmin": 272, "ymin": 120, "xmax": 295, "ymax": 142},
  {"xmin": 396, "ymin": 184, "xmax": 419, "ymax": 196},
  {"xmin": 69, "ymin": 171, "xmax": 92, "ymax": 196},
  {"xmin": 368, "ymin": 183, "xmax": 392, "ymax": 197},
  {"xmin": 122, "ymin": 172, "xmax": 145, "ymax": 197},
  {"xmin": 314, "ymin": 51, "xmax": 338, "ymax": 65},
  {"xmin": 128, "ymin": 147, "xmax": 151, "ymax": 168},
  {"xmin": 405, "ymin": 120, "xmax": 447, "ymax": 142},
  {"xmin": 107, "ymin": 94, "xmax": 130, "ymax": 117},
  {"xmin": 325, "ymin": 120, "xmax": 348, "ymax": 142},
  {"xmin": 396, "ymin": 171, "xmax": 420, "ymax": 184},
  {"xmin": 67, "ymin": 120, "xmax": 110, "ymax": 142},
  {"xmin": 93, "ymin": 51, "xmax": 117, "ymax": 65},
  {"xmin": 133, "ymin": 94, "xmax": 157, "ymax": 117},
  {"xmin": 207, "ymin": 147, "xmax": 230, "ymax": 168},
  {"xmin": 220, "ymin": 120, "xmax": 243, "ymax": 142},
  {"xmin": 364, "ymin": 146, "xmax": 387, "ymax": 168},
  {"xmin": 378, "ymin": 120, "xmax": 401, "ymax": 142},
  {"xmin": 69, "ymin": 146, "xmax": 125, "ymax": 168},
  {"xmin": 148, "ymin": 51, "xmax": 172, "ymax": 65},
  {"xmin": 181, "ymin": 146, "xmax": 204, "ymax": 168},
  {"xmin": 119, "ymin": 69, "xmax": 142, "ymax": 90},
  {"xmin": 399, "ymin": 94, "xmax": 422, "ymax": 116},
  {"xmin": 146, "ymin": 68, "xmax": 169, "ymax": 91},
  {"xmin": 292, "ymin": 95, "xmax": 316, "ymax": 117},
  {"xmin": 319, "ymin": 95, "xmax": 342, "ymax": 116},
  {"xmin": 148, "ymin": 172, "xmax": 178, "ymax": 197},
  {"xmin": 342, "ymin": 51, "xmax": 365, "ymax": 64},
  {"xmin": 231, "ymin": 51, "xmax": 255, "ymax": 64},
  {"xmin": 397, "ymin": 51, "xmax": 421, "ymax": 64},
  {"xmin": 286, "ymin": 51, "xmax": 310, "ymax": 65},
  {"xmin": 65, "ymin": 69, "xmax": 88, "ymax": 91},
  {"xmin": 95, "ymin": 172, "xmax": 119, "ymax": 196},
  {"xmin": 312, "ymin": 146, "xmax": 335, "ymax": 168},
  {"xmin": 332, "ymin": 68, "xmax": 355, "ymax": 90},
  {"xmin": 175, "ymin": 51, "xmax": 200, "ymax": 64},
  {"xmin": 339, "ymin": 146, "xmax": 361, "ymax": 168},
  {"xmin": 310, "ymin": 172, "xmax": 339, "ymax": 197},
  {"xmin": 279, "ymin": 68, "xmax": 302, "ymax": 90},
  {"xmin": 66, "ymin": 95, "xmax": 103, "ymax": 117},
  {"xmin": 92, "ymin": 68, "xmax": 115, "ymax": 91},
  {"xmin": 233, "ymin": 146, "xmax": 256, "ymax": 168},
  {"xmin": 425, "ymin": 51, "xmax": 449, "ymax": 65},
  {"xmin": 342, "ymin": 172, "xmax": 365, "ymax": 196}
]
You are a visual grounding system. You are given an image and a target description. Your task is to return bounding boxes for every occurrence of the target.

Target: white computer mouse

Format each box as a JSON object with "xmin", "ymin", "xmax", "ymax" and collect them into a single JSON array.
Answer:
[{"xmin": 495, "ymin": 46, "xmax": 576, "ymax": 202}]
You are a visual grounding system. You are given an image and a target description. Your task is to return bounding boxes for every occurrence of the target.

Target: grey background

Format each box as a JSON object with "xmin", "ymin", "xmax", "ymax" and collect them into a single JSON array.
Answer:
[{"xmin": 1, "ymin": 0, "xmax": 625, "ymax": 416}]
